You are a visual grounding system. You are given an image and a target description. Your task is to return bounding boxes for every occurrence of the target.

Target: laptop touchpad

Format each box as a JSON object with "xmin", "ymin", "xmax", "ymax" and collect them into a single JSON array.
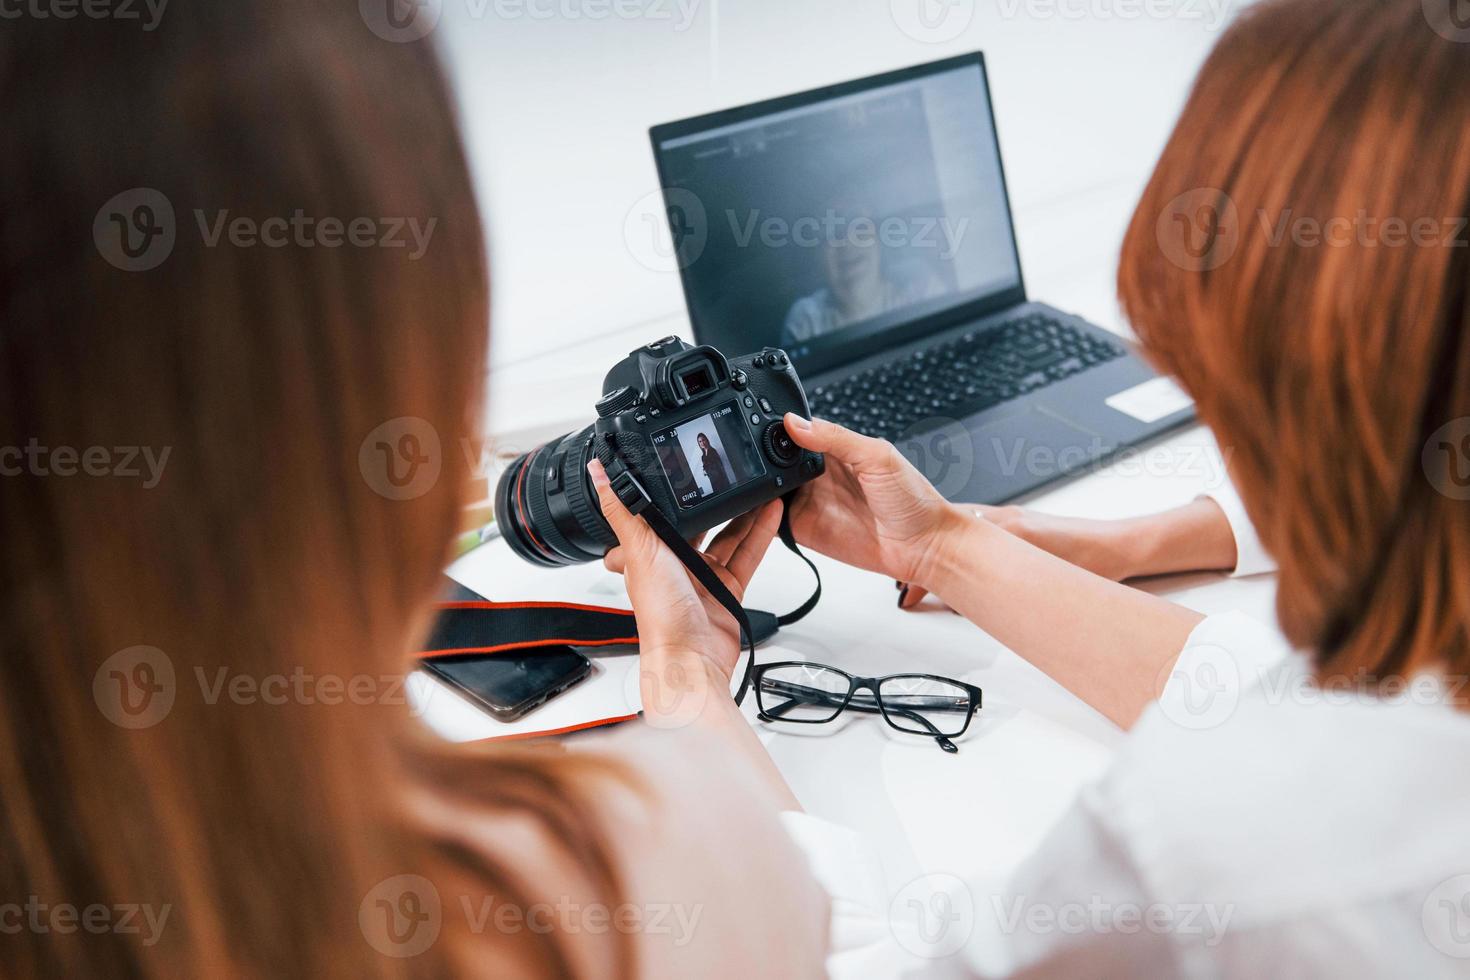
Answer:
[{"xmin": 967, "ymin": 408, "xmax": 1110, "ymax": 485}]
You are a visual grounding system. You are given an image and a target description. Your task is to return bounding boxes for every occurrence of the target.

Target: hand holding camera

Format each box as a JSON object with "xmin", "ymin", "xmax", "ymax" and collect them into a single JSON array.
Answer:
[
  {"xmin": 780, "ymin": 413, "xmax": 960, "ymax": 593},
  {"xmin": 495, "ymin": 337, "xmax": 828, "ymax": 715},
  {"xmin": 495, "ymin": 337, "xmax": 968, "ymax": 708},
  {"xmin": 590, "ymin": 460, "xmax": 784, "ymax": 714}
]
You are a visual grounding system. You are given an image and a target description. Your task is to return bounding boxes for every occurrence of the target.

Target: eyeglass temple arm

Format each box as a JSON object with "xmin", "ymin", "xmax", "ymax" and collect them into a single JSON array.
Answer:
[{"xmin": 759, "ymin": 684, "xmax": 960, "ymax": 753}]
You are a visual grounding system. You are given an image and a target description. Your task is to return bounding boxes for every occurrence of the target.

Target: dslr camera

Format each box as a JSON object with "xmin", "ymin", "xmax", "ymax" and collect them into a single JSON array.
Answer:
[{"xmin": 497, "ymin": 337, "xmax": 825, "ymax": 567}]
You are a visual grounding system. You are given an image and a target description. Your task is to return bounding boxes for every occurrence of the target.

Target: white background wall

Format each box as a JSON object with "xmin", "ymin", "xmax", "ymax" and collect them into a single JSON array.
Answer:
[{"xmin": 434, "ymin": 0, "xmax": 1253, "ymax": 369}]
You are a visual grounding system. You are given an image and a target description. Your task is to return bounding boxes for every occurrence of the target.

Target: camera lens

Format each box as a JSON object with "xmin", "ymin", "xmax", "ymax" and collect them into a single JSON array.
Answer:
[{"xmin": 495, "ymin": 426, "xmax": 619, "ymax": 567}]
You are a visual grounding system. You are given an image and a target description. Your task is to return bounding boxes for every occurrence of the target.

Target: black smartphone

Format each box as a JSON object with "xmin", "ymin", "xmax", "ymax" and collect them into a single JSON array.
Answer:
[{"xmin": 421, "ymin": 647, "xmax": 592, "ymax": 722}]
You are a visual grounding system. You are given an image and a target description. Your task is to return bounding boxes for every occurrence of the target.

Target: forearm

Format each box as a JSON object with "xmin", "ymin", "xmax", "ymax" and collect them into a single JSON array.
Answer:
[
  {"xmin": 1123, "ymin": 497, "xmax": 1238, "ymax": 578},
  {"xmin": 923, "ymin": 514, "xmax": 1203, "ymax": 729},
  {"xmin": 697, "ymin": 692, "xmax": 803, "ymax": 810},
  {"xmin": 659, "ymin": 656, "xmax": 802, "ymax": 811}
]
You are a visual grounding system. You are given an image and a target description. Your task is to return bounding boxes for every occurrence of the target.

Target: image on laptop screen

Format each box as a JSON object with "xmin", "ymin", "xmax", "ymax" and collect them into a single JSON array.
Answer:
[{"xmin": 653, "ymin": 59, "xmax": 1024, "ymax": 369}]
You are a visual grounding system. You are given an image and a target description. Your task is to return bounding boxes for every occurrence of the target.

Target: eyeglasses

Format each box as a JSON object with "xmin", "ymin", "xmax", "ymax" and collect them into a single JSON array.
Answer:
[{"xmin": 752, "ymin": 661, "xmax": 983, "ymax": 753}]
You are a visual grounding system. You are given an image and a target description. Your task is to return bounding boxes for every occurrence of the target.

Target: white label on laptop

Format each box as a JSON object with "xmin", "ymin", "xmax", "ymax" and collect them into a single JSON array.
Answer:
[{"xmin": 1105, "ymin": 377, "xmax": 1194, "ymax": 424}]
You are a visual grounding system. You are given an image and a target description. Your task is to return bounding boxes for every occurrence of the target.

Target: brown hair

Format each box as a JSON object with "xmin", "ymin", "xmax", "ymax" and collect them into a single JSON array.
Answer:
[
  {"xmin": 0, "ymin": 3, "xmax": 628, "ymax": 976},
  {"xmin": 1119, "ymin": 0, "xmax": 1470, "ymax": 691}
]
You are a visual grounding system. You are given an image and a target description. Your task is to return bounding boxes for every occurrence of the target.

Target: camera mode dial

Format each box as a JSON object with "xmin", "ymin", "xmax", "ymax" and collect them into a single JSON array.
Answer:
[
  {"xmin": 763, "ymin": 421, "xmax": 801, "ymax": 467},
  {"xmin": 595, "ymin": 386, "xmax": 639, "ymax": 419}
]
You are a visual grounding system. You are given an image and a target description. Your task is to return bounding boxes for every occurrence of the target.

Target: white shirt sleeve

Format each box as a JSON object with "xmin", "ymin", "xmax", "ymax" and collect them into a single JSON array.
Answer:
[
  {"xmin": 780, "ymin": 613, "xmax": 1293, "ymax": 979},
  {"xmin": 1200, "ymin": 482, "xmax": 1275, "ymax": 577},
  {"xmin": 781, "ymin": 794, "xmax": 1179, "ymax": 978}
]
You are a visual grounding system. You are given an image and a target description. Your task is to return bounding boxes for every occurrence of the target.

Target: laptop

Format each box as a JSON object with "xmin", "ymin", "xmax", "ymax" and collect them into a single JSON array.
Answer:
[{"xmin": 648, "ymin": 53, "xmax": 1196, "ymax": 504}]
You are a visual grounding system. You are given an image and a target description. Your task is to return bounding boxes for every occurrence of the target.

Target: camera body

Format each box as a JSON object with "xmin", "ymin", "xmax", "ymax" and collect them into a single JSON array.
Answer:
[{"xmin": 496, "ymin": 337, "xmax": 825, "ymax": 567}]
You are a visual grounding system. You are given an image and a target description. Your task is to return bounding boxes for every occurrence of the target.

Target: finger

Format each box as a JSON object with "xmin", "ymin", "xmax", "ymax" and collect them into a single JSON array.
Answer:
[
  {"xmin": 783, "ymin": 414, "xmax": 894, "ymax": 472},
  {"xmin": 898, "ymin": 584, "xmax": 930, "ymax": 609},
  {"xmin": 720, "ymin": 499, "xmax": 784, "ymax": 590},
  {"xmin": 703, "ymin": 510, "xmax": 759, "ymax": 567},
  {"xmin": 603, "ymin": 545, "xmax": 626, "ymax": 575},
  {"xmin": 600, "ymin": 497, "xmax": 703, "ymax": 576},
  {"xmin": 587, "ymin": 459, "xmax": 656, "ymax": 555}
]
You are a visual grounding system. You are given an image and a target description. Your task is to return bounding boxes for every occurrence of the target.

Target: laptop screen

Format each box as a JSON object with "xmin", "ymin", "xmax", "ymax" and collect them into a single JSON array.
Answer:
[{"xmin": 652, "ymin": 56, "xmax": 1024, "ymax": 374}]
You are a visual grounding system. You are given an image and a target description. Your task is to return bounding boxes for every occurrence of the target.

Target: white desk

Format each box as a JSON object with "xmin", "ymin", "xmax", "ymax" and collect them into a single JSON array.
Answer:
[{"xmin": 425, "ymin": 308, "xmax": 1281, "ymax": 904}]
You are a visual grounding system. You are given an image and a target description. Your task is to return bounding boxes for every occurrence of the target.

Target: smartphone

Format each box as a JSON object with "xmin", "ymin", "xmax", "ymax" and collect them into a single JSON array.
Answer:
[{"xmin": 421, "ymin": 647, "xmax": 592, "ymax": 722}]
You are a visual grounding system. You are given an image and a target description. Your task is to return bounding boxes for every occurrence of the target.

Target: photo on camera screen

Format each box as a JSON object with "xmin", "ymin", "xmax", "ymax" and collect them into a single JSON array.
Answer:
[{"xmin": 652, "ymin": 402, "xmax": 766, "ymax": 510}]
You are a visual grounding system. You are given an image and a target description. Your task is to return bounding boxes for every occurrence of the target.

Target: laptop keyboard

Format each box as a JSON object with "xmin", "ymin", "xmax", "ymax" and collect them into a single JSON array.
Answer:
[{"xmin": 806, "ymin": 313, "xmax": 1125, "ymax": 442}]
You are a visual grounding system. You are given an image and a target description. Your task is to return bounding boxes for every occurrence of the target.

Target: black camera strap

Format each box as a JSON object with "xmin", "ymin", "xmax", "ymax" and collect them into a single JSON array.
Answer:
[
  {"xmin": 604, "ymin": 463, "xmax": 820, "ymax": 705},
  {"xmin": 634, "ymin": 495, "xmax": 818, "ymax": 704},
  {"xmin": 423, "ymin": 475, "xmax": 821, "ymax": 711}
]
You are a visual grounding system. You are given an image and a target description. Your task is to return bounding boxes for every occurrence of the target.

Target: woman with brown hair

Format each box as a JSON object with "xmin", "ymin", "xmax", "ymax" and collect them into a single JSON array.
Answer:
[
  {"xmin": 0, "ymin": 2, "xmax": 826, "ymax": 976},
  {"xmin": 459, "ymin": 0, "xmax": 1469, "ymax": 972},
  {"xmin": 703, "ymin": 0, "xmax": 1470, "ymax": 972}
]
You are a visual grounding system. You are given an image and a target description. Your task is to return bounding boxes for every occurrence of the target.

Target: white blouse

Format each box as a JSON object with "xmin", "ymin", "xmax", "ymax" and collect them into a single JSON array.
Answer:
[{"xmin": 780, "ymin": 487, "xmax": 1470, "ymax": 977}]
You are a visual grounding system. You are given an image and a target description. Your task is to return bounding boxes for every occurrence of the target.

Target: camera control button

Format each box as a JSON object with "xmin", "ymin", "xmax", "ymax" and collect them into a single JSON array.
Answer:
[
  {"xmin": 595, "ymin": 386, "xmax": 639, "ymax": 419},
  {"xmin": 732, "ymin": 369, "xmax": 749, "ymax": 390},
  {"xmin": 758, "ymin": 396, "xmax": 773, "ymax": 414},
  {"xmin": 763, "ymin": 422, "xmax": 801, "ymax": 467},
  {"xmin": 750, "ymin": 412, "xmax": 762, "ymax": 426},
  {"xmin": 753, "ymin": 355, "xmax": 766, "ymax": 368},
  {"xmin": 743, "ymin": 395, "xmax": 755, "ymax": 409}
]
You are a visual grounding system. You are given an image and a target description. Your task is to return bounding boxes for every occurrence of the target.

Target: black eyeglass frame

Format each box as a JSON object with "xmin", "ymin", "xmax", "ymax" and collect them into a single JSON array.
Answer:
[{"xmin": 752, "ymin": 661, "xmax": 983, "ymax": 753}]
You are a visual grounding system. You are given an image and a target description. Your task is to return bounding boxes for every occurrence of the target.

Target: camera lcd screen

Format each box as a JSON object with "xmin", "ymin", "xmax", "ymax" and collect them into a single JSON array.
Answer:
[{"xmin": 651, "ymin": 401, "xmax": 767, "ymax": 510}]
